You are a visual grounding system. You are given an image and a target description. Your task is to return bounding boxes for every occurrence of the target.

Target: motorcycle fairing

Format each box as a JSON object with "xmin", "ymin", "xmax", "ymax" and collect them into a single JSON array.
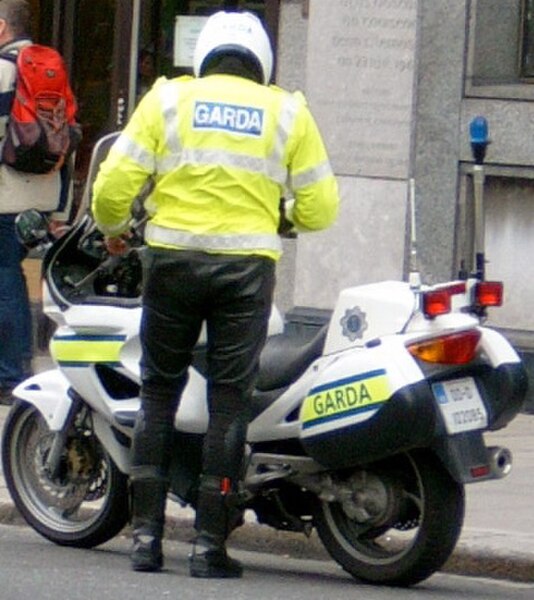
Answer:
[
  {"xmin": 12, "ymin": 369, "xmax": 72, "ymax": 431},
  {"xmin": 299, "ymin": 335, "xmax": 424, "ymax": 442},
  {"xmin": 300, "ymin": 367, "xmax": 391, "ymax": 434},
  {"xmin": 50, "ymin": 333, "xmax": 127, "ymax": 367},
  {"xmin": 324, "ymin": 281, "xmax": 416, "ymax": 353},
  {"xmin": 301, "ymin": 379, "xmax": 437, "ymax": 469},
  {"xmin": 298, "ymin": 325, "xmax": 527, "ymax": 470}
]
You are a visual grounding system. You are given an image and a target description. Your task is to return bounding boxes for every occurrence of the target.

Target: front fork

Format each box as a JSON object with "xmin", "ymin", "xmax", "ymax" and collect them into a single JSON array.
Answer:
[
  {"xmin": 13, "ymin": 368, "xmax": 133, "ymax": 475},
  {"xmin": 44, "ymin": 390, "xmax": 84, "ymax": 479}
]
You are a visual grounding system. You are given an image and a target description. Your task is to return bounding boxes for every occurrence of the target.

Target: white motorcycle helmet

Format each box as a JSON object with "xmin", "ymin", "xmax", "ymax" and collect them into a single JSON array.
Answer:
[{"xmin": 193, "ymin": 11, "xmax": 273, "ymax": 85}]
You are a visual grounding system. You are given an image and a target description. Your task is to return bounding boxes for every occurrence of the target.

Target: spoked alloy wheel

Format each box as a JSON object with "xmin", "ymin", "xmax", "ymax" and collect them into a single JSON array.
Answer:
[
  {"xmin": 1, "ymin": 401, "xmax": 129, "ymax": 548},
  {"xmin": 314, "ymin": 450, "xmax": 465, "ymax": 587}
]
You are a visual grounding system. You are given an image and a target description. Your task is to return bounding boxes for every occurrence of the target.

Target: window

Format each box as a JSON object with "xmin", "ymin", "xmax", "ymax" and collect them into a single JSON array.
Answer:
[
  {"xmin": 521, "ymin": 0, "xmax": 534, "ymax": 78},
  {"xmin": 469, "ymin": 0, "xmax": 521, "ymax": 87},
  {"xmin": 465, "ymin": 0, "xmax": 534, "ymax": 99},
  {"xmin": 138, "ymin": 0, "xmax": 279, "ymax": 88},
  {"xmin": 37, "ymin": 0, "xmax": 280, "ymax": 179}
]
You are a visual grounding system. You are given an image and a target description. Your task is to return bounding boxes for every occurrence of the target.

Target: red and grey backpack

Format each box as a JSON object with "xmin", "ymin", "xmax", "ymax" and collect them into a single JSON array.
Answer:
[{"xmin": 1, "ymin": 44, "xmax": 81, "ymax": 174}]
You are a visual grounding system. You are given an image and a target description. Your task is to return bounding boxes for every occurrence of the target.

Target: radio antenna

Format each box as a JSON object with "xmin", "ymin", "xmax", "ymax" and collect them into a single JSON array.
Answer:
[{"xmin": 408, "ymin": 177, "xmax": 421, "ymax": 289}]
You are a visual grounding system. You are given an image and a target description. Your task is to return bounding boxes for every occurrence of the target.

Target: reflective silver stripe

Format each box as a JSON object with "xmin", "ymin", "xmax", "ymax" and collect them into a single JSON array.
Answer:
[
  {"xmin": 156, "ymin": 83, "xmax": 287, "ymax": 184},
  {"xmin": 269, "ymin": 94, "xmax": 299, "ymax": 180},
  {"xmin": 146, "ymin": 222, "xmax": 282, "ymax": 253},
  {"xmin": 114, "ymin": 134, "xmax": 155, "ymax": 171},
  {"xmin": 156, "ymin": 147, "xmax": 287, "ymax": 184},
  {"xmin": 291, "ymin": 160, "xmax": 334, "ymax": 190},
  {"xmin": 159, "ymin": 82, "xmax": 182, "ymax": 155}
]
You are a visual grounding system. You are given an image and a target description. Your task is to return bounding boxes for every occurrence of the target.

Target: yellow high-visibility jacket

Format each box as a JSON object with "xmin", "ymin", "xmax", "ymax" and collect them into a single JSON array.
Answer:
[{"xmin": 92, "ymin": 74, "xmax": 339, "ymax": 260}]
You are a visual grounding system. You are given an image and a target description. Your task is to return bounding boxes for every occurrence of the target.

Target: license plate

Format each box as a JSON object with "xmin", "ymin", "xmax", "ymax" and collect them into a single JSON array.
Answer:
[{"xmin": 432, "ymin": 377, "xmax": 488, "ymax": 434}]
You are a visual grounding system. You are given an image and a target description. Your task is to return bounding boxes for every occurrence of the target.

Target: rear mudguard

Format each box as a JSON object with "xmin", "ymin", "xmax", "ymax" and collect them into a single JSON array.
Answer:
[{"xmin": 12, "ymin": 369, "xmax": 132, "ymax": 475}]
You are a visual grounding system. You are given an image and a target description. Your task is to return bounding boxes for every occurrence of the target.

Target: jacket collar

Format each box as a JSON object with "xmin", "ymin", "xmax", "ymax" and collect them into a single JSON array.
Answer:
[{"xmin": 0, "ymin": 37, "xmax": 32, "ymax": 55}]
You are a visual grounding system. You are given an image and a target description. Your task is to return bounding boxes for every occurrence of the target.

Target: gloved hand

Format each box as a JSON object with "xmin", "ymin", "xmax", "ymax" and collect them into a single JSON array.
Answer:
[
  {"xmin": 278, "ymin": 197, "xmax": 296, "ymax": 238},
  {"xmin": 105, "ymin": 232, "xmax": 132, "ymax": 256},
  {"xmin": 48, "ymin": 219, "xmax": 69, "ymax": 238}
]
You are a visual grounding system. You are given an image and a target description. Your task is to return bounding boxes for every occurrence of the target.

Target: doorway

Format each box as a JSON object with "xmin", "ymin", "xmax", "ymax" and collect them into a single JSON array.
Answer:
[{"xmin": 36, "ymin": 0, "xmax": 279, "ymax": 179}]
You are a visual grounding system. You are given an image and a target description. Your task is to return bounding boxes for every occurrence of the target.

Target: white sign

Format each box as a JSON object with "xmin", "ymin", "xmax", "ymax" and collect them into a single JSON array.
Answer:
[{"xmin": 174, "ymin": 16, "xmax": 208, "ymax": 67}]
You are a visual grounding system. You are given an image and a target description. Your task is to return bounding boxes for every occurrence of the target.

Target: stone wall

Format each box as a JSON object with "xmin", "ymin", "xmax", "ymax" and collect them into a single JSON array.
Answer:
[{"xmin": 291, "ymin": 0, "xmax": 419, "ymax": 309}]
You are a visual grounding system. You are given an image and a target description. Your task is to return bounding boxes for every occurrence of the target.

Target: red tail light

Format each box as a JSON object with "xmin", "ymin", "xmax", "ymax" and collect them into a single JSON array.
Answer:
[
  {"xmin": 475, "ymin": 281, "xmax": 503, "ymax": 308},
  {"xmin": 440, "ymin": 282, "xmax": 467, "ymax": 296},
  {"xmin": 407, "ymin": 329, "xmax": 481, "ymax": 364},
  {"xmin": 422, "ymin": 289, "xmax": 451, "ymax": 318}
]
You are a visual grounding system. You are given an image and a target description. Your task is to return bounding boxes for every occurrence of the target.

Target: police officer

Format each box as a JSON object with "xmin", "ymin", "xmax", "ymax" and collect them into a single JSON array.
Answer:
[{"xmin": 92, "ymin": 11, "xmax": 339, "ymax": 579}]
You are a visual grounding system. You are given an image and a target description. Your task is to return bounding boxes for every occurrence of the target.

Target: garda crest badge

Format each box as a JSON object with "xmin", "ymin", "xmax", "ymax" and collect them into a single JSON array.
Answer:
[{"xmin": 340, "ymin": 306, "xmax": 368, "ymax": 341}]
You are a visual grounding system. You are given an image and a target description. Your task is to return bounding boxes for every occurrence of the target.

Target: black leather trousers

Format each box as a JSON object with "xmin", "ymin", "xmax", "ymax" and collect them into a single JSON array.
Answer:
[{"xmin": 132, "ymin": 248, "xmax": 275, "ymax": 486}]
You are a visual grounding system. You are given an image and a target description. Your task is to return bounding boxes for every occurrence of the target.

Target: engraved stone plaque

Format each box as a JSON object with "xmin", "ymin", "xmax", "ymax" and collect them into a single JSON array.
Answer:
[{"xmin": 306, "ymin": 0, "xmax": 418, "ymax": 179}]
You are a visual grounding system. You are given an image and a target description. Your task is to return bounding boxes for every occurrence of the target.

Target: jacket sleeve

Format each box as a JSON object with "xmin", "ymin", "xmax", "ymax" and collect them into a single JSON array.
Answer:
[
  {"xmin": 91, "ymin": 80, "xmax": 164, "ymax": 236},
  {"xmin": 285, "ymin": 92, "xmax": 339, "ymax": 232}
]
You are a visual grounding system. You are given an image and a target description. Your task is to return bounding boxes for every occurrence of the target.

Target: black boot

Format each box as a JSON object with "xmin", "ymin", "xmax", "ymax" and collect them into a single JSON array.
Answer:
[
  {"xmin": 130, "ymin": 476, "xmax": 167, "ymax": 572},
  {"xmin": 132, "ymin": 526, "xmax": 163, "ymax": 572},
  {"xmin": 190, "ymin": 532, "xmax": 243, "ymax": 578},
  {"xmin": 189, "ymin": 476, "xmax": 243, "ymax": 578}
]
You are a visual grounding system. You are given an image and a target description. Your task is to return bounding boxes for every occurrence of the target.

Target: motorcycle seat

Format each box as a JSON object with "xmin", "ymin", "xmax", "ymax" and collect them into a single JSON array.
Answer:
[{"xmin": 256, "ymin": 325, "xmax": 328, "ymax": 392}]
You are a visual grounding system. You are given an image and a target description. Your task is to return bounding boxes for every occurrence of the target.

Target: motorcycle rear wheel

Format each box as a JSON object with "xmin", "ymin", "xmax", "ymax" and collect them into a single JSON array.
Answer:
[
  {"xmin": 1, "ymin": 400, "xmax": 129, "ymax": 548},
  {"xmin": 314, "ymin": 450, "xmax": 464, "ymax": 587}
]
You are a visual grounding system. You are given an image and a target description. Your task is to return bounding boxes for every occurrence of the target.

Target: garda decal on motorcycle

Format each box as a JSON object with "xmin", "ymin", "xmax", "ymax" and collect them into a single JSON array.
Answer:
[
  {"xmin": 50, "ymin": 333, "xmax": 126, "ymax": 367},
  {"xmin": 300, "ymin": 368, "xmax": 391, "ymax": 436},
  {"xmin": 193, "ymin": 101, "xmax": 264, "ymax": 136}
]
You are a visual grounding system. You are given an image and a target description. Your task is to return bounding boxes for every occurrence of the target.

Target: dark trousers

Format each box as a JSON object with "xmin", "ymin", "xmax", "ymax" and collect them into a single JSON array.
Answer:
[
  {"xmin": 131, "ymin": 248, "xmax": 275, "ymax": 487},
  {"xmin": 0, "ymin": 214, "xmax": 32, "ymax": 388}
]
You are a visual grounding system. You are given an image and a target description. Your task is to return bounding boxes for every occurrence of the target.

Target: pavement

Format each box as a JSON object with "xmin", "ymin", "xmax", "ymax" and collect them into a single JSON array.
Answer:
[{"xmin": 0, "ymin": 355, "xmax": 534, "ymax": 583}]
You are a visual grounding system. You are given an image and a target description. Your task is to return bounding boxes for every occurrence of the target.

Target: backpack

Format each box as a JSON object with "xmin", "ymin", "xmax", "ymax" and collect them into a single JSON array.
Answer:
[{"xmin": 1, "ymin": 44, "xmax": 81, "ymax": 174}]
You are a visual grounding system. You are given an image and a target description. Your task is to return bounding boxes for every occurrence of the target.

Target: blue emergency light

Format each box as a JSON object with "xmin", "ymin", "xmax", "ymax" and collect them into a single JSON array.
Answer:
[{"xmin": 469, "ymin": 116, "xmax": 489, "ymax": 164}]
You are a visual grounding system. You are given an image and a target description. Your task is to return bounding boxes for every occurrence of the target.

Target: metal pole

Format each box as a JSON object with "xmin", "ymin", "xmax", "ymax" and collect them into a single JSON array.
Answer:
[
  {"xmin": 472, "ymin": 164, "xmax": 485, "ymax": 279},
  {"xmin": 469, "ymin": 116, "xmax": 490, "ymax": 280},
  {"xmin": 128, "ymin": 0, "xmax": 142, "ymax": 119}
]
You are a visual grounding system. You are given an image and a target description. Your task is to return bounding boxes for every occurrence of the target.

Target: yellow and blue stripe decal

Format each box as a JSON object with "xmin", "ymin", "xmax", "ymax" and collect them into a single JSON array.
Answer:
[
  {"xmin": 50, "ymin": 334, "xmax": 127, "ymax": 367},
  {"xmin": 301, "ymin": 368, "xmax": 391, "ymax": 430}
]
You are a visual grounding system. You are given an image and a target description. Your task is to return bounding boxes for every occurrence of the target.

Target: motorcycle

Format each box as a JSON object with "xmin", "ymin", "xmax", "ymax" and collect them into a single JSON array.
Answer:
[{"xmin": 1, "ymin": 131, "xmax": 527, "ymax": 587}]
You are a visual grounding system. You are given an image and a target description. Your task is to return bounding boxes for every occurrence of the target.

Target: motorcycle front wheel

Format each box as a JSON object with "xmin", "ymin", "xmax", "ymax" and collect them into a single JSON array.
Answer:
[
  {"xmin": 1, "ymin": 400, "xmax": 129, "ymax": 548},
  {"xmin": 314, "ymin": 450, "xmax": 465, "ymax": 587}
]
